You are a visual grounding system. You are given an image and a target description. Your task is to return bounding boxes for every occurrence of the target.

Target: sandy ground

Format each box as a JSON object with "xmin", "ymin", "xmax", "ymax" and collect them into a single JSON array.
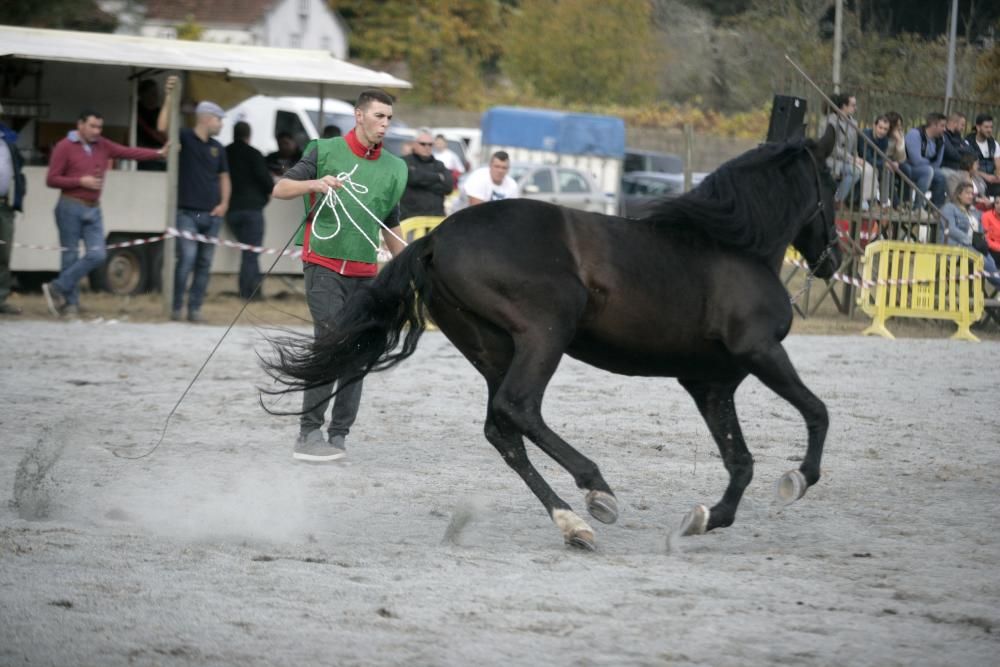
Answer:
[{"xmin": 1, "ymin": 317, "xmax": 998, "ymax": 666}]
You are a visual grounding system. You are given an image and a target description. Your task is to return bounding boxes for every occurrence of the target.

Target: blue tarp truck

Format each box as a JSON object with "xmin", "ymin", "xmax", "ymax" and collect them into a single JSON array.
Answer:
[{"xmin": 480, "ymin": 107, "xmax": 626, "ymax": 215}]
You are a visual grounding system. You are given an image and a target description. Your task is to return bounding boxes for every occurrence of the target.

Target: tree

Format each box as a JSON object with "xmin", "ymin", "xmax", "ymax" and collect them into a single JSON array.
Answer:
[
  {"xmin": 0, "ymin": 0, "xmax": 116, "ymax": 32},
  {"xmin": 329, "ymin": 0, "xmax": 510, "ymax": 106},
  {"xmin": 502, "ymin": 0, "xmax": 662, "ymax": 105}
]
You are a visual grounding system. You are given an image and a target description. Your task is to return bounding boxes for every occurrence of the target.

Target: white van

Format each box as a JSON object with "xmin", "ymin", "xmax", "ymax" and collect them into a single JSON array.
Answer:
[{"xmin": 217, "ymin": 96, "xmax": 358, "ymax": 155}]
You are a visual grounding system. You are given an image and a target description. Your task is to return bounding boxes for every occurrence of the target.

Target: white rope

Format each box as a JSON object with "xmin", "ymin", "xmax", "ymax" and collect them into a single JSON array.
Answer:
[{"xmin": 310, "ymin": 164, "xmax": 408, "ymax": 248}]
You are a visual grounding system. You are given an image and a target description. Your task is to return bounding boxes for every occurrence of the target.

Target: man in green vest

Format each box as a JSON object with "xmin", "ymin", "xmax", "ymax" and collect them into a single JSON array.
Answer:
[{"xmin": 273, "ymin": 89, "xmax": 407, "ymax": 462}]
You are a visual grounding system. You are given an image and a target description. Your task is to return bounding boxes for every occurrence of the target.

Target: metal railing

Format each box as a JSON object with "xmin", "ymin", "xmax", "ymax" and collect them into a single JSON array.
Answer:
[{"xmin": 778, "ymin": 57, "xmax": 999, "ymax": 318}]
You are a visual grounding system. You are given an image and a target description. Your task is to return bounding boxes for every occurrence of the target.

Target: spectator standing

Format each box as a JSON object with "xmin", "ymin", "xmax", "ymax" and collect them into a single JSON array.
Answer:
[
  {"xmin": 902, "ymin": 112, "xmax": 948, "ymax": 214},
  {"xmin": 136, "ymin": 79, "xmax": 167, "ymax": 172},
  {"xmin": 272, "ymin": 89, "xmax": 407, "ymax": 463},
  {"xmin": 157, "ymin": 76, "xmax": 231, "ymax": 323},
  {"xmin": 266, "ymin": 132, "xmax": 302, "ymax": 177},
  {"xmin": 966, "ymin": 114, "xmax": 1000, "ymax": 197},
  {"xmin": 433, "ymin": 134, "xmax": 465, "ymax": 186},
  {"xmin": 463, "ymin": 151, "xmax": 519, "ymax": 206},
  {"xmin": 400, "ymin": 128, "xmax": 453, "ymax": 218},
  {"xmin": 226, "ymin": 121, "xmax": 274, "ymax": 301},
  {"xmin": 0, "ymin": 102, "xmax": 26, "ymax": 315},
  {"xmin": 822, "ymin": 93, "xmax": 875, "ymax": 210},
  {"xmin": 322, "ymin": 124, "xmax": 342, "ymax": 139},
  {"xmin": 42, "ymin": 109, "xmax": 166, "ymax": 317},
  {"xmin": 940, "ymin": 182, "xmax": 1000, "ymax": 289}
]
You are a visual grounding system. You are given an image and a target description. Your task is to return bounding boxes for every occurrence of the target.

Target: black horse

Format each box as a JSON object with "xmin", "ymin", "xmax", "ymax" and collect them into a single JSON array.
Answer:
[{"xmin": 264, "ymin": 127, "xmax": 842, "ymax": 549}]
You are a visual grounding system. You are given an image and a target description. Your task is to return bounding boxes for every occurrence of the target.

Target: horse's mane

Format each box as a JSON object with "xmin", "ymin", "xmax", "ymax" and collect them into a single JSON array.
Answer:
[{"xmin": 642, "ymin": 138, "xmax": 821, "ymax": 259}]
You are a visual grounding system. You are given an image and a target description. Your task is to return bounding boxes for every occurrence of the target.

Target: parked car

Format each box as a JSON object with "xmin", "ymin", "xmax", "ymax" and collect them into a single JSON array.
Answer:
[
  {"xmin": 621, "ymin": 171, "xmax": 686, "ymax": 218},
  {"xmin": 509, "ymin": 163, "xmax": 608, "ymax": 213},
  {"xmin": 624, "ymin": 148, "xmax": 683, "ymax": 174}
]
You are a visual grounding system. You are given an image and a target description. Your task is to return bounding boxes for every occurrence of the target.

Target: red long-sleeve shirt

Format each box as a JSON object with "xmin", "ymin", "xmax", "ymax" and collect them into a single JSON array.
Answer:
[{"xmin": 46, "ymin": 133, "xmax": 163, "ymax": 203}]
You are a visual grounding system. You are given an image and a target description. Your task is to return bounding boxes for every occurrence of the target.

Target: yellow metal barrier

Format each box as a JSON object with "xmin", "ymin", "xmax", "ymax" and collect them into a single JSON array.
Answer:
[
  {"xmin": 398, "ymin": 216, "xmax": 445, "ymax": 330},
  {"xmin": 858, "ymin": 241, "xmax": 985, "ymax": 342},
  {"xmin": 399, "ymin": 216, "xmax": 445, "ymax": 243}
]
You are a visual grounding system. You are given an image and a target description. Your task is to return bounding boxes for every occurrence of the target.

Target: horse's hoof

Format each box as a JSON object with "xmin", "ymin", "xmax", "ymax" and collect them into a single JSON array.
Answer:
[
  {"xmin": 566, "ymin": 529, "xmax": 597, "ymax": 551},
  {"xmin": 776, "ymin": 469, "xmax": 808, "ymax": 505},
  {"xmin": 678, "ymin": 504, "xmax": 710, "ymax": 536},
  {"xmin": 585, "ymin": 490, "xmax": 619, "ymax": 524}
]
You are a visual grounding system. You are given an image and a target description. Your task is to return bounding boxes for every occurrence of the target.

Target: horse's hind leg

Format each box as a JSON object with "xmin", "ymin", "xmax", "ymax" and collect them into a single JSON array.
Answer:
[
  {"xmin": 739, "ymin": 342, "xmax": 829, "ymax": 504},
  {"xmin": 491, "ymin": 335, "xmax": 619, "ymax": 530},
  {"xmin": 678, "ymin": 378, "xmax": 752, "ymax": 534},
  {"xmin": 429, "ymin": 302, "xmax": 600, "ymax": 549}
]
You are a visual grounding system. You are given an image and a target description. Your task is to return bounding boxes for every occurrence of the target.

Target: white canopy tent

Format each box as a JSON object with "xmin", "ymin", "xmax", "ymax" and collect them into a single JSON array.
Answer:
[{"xmin": 0, "ymin": 24, "xmax": 410, "ymax": 100}]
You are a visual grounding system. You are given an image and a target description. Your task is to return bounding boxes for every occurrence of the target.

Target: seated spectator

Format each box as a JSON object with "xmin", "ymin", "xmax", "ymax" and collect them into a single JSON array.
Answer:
[
  {"xmin": 940, "ymin": 182, "xmax": 1000, "ymax": 289},
  {"xmin": 322, "ymin": 124, "xmax": 341, "ymax": 139},
  {"xmin": 822, "ymin": 92, "xmax": 876, "ymax": 211},
  {"xmin": 881, "ymin": 111, "xmax": 907, "ymax": 206},
  {"xmin": 965, "ymin": 114, "xmax": 1000, "ymax": 197},
  {"xmin": 859, "ymin": 115, "xmax": 891, "ymax": 207},
  {"xmin": 901, "ymin": 112, "xmax": 947, "ymax": 214},
  {"xmin": 940, "ymin": 112, "xmax": 975, "ymax": 182},
  {"xmin": 981, "ymin": 207, "xmax": 1000, "ymax": 270},
  {"xmin": 265, "ymin": 132, "xmax": 302, "ymax": 177},
  {"xmin": 945, "ymin": 153, "xmax": 993, "ymax": 208}
]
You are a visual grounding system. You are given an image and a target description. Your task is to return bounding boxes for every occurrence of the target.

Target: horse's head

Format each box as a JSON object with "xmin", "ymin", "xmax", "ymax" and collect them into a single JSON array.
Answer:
[{"xmin": 792, "ymin": 126, "xmax": 841, "ymax": 279}]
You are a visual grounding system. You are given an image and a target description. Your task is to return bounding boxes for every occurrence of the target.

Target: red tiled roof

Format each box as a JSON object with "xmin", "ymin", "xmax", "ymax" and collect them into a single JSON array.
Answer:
[{"xmin": 144, "ymin": 0, "xmax": 277, "ymax": 25}]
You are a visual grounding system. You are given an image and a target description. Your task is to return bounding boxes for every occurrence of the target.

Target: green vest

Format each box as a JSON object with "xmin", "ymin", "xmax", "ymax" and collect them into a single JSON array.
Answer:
[{"xmin": 297, "ymin": 138, "xmax": 407, "ymax": 263}]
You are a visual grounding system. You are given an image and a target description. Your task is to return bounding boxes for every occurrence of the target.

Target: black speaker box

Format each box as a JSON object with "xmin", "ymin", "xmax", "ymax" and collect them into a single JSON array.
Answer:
[{"xmin": 766, "ymin": 95, "xmax": 807, "ymax": 143}]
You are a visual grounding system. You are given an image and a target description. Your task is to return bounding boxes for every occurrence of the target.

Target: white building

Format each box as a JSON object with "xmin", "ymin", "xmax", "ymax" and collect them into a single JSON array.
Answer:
[{"xmin": 101, "ymin": 0, "xmax": 349, "ymax": 57}]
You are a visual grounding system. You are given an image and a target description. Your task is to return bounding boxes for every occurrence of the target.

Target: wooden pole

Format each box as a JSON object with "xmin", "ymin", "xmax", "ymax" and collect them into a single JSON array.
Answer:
[{"xmin": 832, "ymin": 0, "xmax": 843, "ymax": 94}]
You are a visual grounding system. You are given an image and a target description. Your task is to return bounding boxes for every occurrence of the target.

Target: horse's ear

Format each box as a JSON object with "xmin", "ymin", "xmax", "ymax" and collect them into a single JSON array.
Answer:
[{"xmin": 813, "ymin": 125, "xmax": 836, "ymax": 161}]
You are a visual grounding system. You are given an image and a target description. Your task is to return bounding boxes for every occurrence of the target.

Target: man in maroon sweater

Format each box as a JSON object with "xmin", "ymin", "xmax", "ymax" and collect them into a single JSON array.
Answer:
[{"xmin": 42, "ymin": 109, "xmax": 166, "ymax": 316}]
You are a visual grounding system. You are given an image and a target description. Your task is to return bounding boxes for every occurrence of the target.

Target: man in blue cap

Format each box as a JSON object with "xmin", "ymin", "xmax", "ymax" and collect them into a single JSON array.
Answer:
[{"xmin": 158, "ymin": 76, "xmax": 231, "ymax": 322}]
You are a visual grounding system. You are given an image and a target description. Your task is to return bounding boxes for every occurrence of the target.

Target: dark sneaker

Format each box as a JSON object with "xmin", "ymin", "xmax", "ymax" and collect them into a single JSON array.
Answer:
[
  {"xmin": 0, "ymin": 302, "xmax": 21, "ymax": 315},
  {"xmin": 42, "ymin": 282, "xmax": 66, "ymax": 316},
  {"xmin": 170, "ymin": 310, "xmax": 183, "ymax": 321},
  {"xmin": 294, "ymin": 429, "xmax": 346, "ymax": 462},
  {"xmin": 61, "ymin": 304, "xmax": 80, "ymax": 318},
  {"xmin": 188, "ymin": 310, "xmax": 205, "ymax": 323}
]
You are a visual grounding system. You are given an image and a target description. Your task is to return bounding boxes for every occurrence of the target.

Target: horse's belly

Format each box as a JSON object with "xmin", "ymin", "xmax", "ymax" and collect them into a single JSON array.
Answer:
[{"xmin": 565, "ymin": 332, "xmax": 741, "ymax": 380}]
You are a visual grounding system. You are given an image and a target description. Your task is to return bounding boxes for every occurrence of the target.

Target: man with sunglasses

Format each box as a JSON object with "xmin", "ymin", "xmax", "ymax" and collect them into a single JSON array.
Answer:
[{"xmin": 399, "ymin": 128, "xmax": 453, "ymax": 218}]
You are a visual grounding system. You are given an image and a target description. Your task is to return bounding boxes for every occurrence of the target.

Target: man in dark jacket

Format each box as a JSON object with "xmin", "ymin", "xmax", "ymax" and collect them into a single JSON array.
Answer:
[
  {"xmin": 0, "ymin": 102, "xmax": 26, "ymax": 315},
  {"xmin": 400, "ymin": 128, "xmax": 453, "ymax": 218},
  {"xmin": 226, "ymin": 121, "xmax": 274, "ymax": 300},
  {"xmin": 940, "ymin": 112, "xmax": 974, "ymax": 172}
]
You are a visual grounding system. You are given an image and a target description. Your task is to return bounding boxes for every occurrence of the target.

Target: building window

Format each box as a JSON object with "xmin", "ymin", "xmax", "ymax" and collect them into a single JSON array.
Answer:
[
  {"xmin": 320, "ymin": 35, "xmax": 330, "ymax": 51},
  {"xmin": 298, "ymin": 0, "xmax": 309, "ymax": 17},
  {"xmin": 289, "ymin": 33, "xmax": 301, "ymax": 48}
]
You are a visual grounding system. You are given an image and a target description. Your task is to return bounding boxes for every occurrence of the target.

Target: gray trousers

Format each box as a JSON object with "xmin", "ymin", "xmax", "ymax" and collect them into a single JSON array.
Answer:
[{"xmin": 300, "ymin": 263, "xmax": 371, "ymax": 437}]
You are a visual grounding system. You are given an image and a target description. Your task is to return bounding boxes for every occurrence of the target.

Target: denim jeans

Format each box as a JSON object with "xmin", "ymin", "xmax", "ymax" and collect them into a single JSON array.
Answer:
[
  {"xmin": 300, "ymin": 263, "xmax": 372, "ymax": 438},
  {"xmin": 173, "ymin": 209, "xmax": 222, "ymax": 313},
  {"xmin": 226, "ymin": 209, "xmax": 264, "ymax": 300},
  {"xmin": 52, "ymin": 197, "xmax": 107, "ymax": 306},
  {"xmin": 900, "ymin": 163, "xmax": 947, "ymax": 209},
  {"xmin": 834, "ymin": 161, "xmax": 861, "ymax": 203},
  {"xmin": 0, "ymin": 205, "xmax": 13, "ymax": 304}
]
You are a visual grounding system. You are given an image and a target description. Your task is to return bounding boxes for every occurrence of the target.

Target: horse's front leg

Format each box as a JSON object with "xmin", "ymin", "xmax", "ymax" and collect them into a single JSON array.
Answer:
[
  {"xmin": 677, "ymin": 378, "xmax": 752, "ymax": 534},
  {"xmin": 740, "ymin": 341, "xmax": 829, "ymax": 504}
]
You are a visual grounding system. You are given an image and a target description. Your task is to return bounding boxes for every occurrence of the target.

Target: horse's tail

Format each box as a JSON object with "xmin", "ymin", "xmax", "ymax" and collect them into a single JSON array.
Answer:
[{"xmin": 261, "ymin": 235, "xmax": 434, "ymax": 404}]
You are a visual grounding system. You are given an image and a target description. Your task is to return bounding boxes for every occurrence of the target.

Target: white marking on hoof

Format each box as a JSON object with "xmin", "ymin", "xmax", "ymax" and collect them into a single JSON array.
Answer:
[
  {"xmin": 776, "ymin": 469, "xmax": 808, "ymax": 505},
  {"xmin": 553, "ymin": 509, "xmax": 596, "ymax": 550},
  {"xmin": 585, "ymin": 490, "xmax": 619, "ymax": 524},
  {"xmin": 677, "ymin": 504, "xmax": 710, "ymax": 536}
]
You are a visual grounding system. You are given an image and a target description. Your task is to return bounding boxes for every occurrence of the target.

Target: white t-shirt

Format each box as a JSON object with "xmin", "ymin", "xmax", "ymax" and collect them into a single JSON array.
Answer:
[
  {"xmin": 977, "ymin": 138, "xmax": 998, "ymax": 159},
  {"xmin": 433, "ymin": 148, "xmax": 465, "ymax": 174},
  {"xmin": 462, "ymin": 166, "xmax": 520, "ymax": 203}
]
